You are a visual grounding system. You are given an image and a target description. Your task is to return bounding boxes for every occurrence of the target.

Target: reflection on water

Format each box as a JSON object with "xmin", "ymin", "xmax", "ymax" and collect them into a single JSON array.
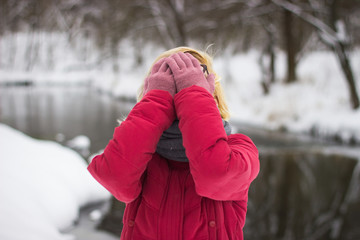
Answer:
[
  {"xmin": 0, "ymin": 85, "xmax": 134, "ymax": 153},
  {"xmin": 246, "ymin": 151, "xmax": 360, "ymax": 240},
  {"xmin": 1, "ymin": 85, "xmax": 359, "ymax": 239}
]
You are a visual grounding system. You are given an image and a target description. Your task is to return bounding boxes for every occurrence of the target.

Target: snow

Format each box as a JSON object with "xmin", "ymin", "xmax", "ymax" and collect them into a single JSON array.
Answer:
[
  {"xmin": 89, "ymin": 210, "xmax": 103, "ymax": 221},
  {"xmin": 67, "ymin": 135, "xmax": 91, "ymax": 149},
  {"xmin": 1, "ymin": 31, "xmax": 360, "ymax": 143},
  {"xmin": 214, "ymin": 50, "xmax": 360, "ymax": 143},
  {"xmin": 66, "ymin": 135, "xmax": 91, "ymax": 157},
  {"xmin": 55, "ymin": 133, "xmax": 66, "ymax": 143},
  {"xmin": 0, "ymin": 124, "xmax": 110, "ymax": 240},
  {"xmin": 336, "ymin": 20, "xmax": 348, "ymax": 43}
]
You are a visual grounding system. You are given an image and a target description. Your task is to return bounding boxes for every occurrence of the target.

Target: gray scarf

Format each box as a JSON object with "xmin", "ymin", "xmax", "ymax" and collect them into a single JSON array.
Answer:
[{"xmin": 156, "ymin": 120, "xmax": 232, "ymax": 162}]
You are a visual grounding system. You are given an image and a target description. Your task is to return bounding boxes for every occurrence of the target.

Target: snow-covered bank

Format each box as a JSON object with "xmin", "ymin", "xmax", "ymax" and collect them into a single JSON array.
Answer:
[
  {"xmin": 218, "ymin": 50, "xmax": 360, "ymax": 144},
  {"xmin": 0, "ymin": 124, "xmax": 110, "ymax": 240},
  {"xmin": 0, "ymin": 32, "xmax": 147, "ymax": 99},
  {"xmin": 1, "ymin": 31, "xmax": 360, "ymax": 144}
]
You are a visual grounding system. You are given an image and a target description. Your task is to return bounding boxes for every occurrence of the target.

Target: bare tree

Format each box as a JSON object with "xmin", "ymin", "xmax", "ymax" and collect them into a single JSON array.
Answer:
[
  {"xmin": 259, "ymin": 19, "xmax": 276, "ymax": 94},
  {"xmin": 272, "ymin": 0, "xmax": 360, "ymax": 109}
]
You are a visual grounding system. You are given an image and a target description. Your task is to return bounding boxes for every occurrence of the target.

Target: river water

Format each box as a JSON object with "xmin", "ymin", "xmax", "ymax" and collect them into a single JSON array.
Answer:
[
  {"xmin": 1, "ymin": 85, "xmax": 359, "ymax": 240},
  {"xmin": 0, "ymin": 85, "xmax": 135, "ymax": 154}
]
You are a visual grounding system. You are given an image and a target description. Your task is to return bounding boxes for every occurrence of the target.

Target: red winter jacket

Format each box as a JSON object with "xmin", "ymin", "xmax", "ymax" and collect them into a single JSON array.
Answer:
[{"xmin": 88, "ymin": 86, "xmax": 260, "ymax": 240}]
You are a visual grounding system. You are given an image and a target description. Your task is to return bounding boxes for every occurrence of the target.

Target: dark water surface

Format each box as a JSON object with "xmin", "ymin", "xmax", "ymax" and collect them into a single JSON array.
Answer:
[
  {"xmin": 0, "ymin": 85, "xmax": 134, "ymax": 154},
  {"xmin": 1, "ymin": 85, "xmax": 359, "ymax": 240}
]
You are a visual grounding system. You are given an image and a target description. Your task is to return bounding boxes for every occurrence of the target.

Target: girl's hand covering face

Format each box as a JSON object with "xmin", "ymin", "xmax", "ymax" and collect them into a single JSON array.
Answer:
[
  {"xmin": 143, "ymin": 58, "xmax": 176, "ymax": 97},
  {"xmin": 166, "ymin": 52, "xmax": 215, "ymax": 94}
]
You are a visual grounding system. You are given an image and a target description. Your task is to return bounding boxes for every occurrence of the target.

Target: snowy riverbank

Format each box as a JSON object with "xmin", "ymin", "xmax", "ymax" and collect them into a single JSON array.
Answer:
[
  {"xmin": 0, "ymin": 124, "xmax": 110, "ymax": 240},
  {"xmin": 1, "ymin": 32, "xmax": 360, "ymax": 144},
  {"xmin": 218, "ymin": 50, "xmax": 360, "ymax": 144}
]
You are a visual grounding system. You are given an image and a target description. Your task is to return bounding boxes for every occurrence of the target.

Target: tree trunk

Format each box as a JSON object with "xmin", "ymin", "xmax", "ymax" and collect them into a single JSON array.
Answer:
[
  {"xmin": 328, "ymin": 0, "xmax": 359, "ymax": 109},
  {"xmin": 166, "ymin": 0, "xmax": 187, "ymax": 46},
  {"xmin": 268, "ymin": 26, "xmax": 276, "ymax": 84},
  {"xmin": 148, "ymin": 0, "xmax": 175, "ymax": 49},
  {"xmin": 333, "ymin": 42, "xmax": 360, "ymax": 109},
  {"xmin": 259, "ymin": 37, "xmax": 276, "ymax": 95},
  {"xmin": 283, "ymin": 9, "xmax": 297, "ymax": 83},
  {"xmin": 174, "ymin": 16, "xmax": 187, "ymax": 46},
  {"xmin": 25, "ymin": 31, "xmax": 34, "ymax": 71}
]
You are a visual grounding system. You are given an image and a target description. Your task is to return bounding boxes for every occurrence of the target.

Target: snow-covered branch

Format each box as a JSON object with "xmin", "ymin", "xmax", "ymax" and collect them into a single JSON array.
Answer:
[
  {"xmin": 271, "ymin": 0, "xmax": 340, "ymax": 46},
  {"xmin": 147, "ymin": 0, "xmax": 175, "ymax": 48}
]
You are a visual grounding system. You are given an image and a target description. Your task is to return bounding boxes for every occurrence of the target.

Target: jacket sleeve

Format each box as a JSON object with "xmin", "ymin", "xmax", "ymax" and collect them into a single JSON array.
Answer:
[
  {"xmin": 174, "ymin": 86, "xmax": 260, "ymax": 201},
  {"xmin": 87, "ymin": 90, "xmax": 175, "ymax": 203}
]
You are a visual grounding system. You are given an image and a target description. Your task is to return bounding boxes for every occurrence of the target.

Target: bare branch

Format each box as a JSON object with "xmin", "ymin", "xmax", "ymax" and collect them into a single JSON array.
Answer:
[{"xmin": 271, "ymin": 0, "xmax": 339, "ymax": 45}]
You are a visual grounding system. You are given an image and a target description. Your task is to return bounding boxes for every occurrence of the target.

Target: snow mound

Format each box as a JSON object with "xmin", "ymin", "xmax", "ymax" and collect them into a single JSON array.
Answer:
[
  {"xmin": 67, "ymin": 135, "xmax": 91, "ymax": 149},
  {"xmin": 66, "ymin": 135, "xmax": 91, "ymax": 157},
  {"xmin": 0, "ymin": 124, "xmax": 110, "ymax": 240}
]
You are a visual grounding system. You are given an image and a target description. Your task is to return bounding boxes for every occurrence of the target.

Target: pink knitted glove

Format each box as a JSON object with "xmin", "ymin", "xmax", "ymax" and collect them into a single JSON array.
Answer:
[
  {"xmin": 166, "ymin": 52, "xmax": 215, "ymax": 94},
  {"xmin": 143, "ymin": 58, "xmax": 175, "ymax": 97}
]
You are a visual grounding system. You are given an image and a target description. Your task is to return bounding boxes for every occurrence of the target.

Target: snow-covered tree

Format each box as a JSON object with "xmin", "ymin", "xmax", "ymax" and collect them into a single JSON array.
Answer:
[{"xmin": 272, "ymin": 0, "xmax": 360, "ymax": 109}]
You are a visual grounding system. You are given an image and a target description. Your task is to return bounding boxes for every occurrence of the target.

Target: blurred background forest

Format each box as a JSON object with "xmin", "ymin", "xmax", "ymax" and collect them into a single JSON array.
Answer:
[
  {"xmin": 1, "ymin": 1, "xmax": 360, "ymax": 240},
  {"xmin": 1, "ymin": 0, "xmax": 360, "ymax": 102}
]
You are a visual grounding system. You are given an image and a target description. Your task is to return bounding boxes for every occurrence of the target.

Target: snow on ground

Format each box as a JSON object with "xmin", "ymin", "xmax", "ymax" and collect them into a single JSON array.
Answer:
[
  {"xmin": 217, "ymin": 50, "xmax": 360, "ymax": 143},
  {"xmin": 66, "ymin": 135, "xmax": 91, "ymax": 157},
  {"xmin": 1, "ymin": 31, "xmax": 360, "ymax": 143},
  {"xmin": 0, "ymin": 124, "xmax": 110, "ymax": 240}
]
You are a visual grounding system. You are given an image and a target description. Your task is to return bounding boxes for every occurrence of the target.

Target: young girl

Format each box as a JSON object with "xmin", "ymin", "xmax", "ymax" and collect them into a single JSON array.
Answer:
[{"xmin": 88, "ymin": 47, "xmax": 260, "ymax": 240}]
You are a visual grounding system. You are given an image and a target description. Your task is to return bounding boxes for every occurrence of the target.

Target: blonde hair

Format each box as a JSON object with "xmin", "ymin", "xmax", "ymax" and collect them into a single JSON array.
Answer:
[{"xmin": 137, "ymin": 46, "xmax": 230, "ymax": 120}]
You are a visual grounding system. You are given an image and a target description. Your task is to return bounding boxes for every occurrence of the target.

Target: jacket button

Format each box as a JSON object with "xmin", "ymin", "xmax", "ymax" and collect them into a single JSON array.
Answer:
[
  {"xmin": 128, "ymin": 220, "xmax": 135, "ymax": 227},
  {"xmin": 209, "ymin": 221, "xmax": 216, "ymax": 227}
]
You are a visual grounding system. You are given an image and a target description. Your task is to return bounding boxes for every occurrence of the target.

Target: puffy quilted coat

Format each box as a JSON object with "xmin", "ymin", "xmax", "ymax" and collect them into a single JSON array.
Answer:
[{"xmin": 88, "ymin": 86, "xmax": 260, "ymax": 240}]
